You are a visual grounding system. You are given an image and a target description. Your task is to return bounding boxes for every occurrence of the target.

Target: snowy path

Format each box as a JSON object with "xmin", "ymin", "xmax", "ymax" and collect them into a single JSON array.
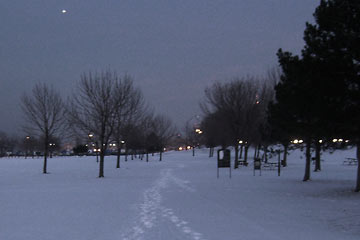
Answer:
[{"xmin": 122, "ymin": 167, "xmax": 205, "ymax": 240}]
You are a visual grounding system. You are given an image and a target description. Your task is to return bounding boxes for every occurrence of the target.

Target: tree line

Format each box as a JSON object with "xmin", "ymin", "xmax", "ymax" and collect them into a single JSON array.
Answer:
[
  {"xmin": 19, "ymin": 71, "xmax": 175, "ymax": 177},
  {"xmin": 198, "ymin": 0, "xmax": 360, "ymax": 192}
]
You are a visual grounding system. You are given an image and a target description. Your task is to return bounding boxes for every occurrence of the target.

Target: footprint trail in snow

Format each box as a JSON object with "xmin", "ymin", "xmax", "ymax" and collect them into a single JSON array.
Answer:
[{"xmin": 122, "ymin": 168, "xmax": 205, "ymax": 240}]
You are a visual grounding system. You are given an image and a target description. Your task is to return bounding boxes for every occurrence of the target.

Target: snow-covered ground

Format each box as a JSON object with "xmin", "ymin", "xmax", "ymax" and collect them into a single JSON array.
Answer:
[{"xmin": 1, "ymin": 148, "xmax": 359, "ymax": 240}]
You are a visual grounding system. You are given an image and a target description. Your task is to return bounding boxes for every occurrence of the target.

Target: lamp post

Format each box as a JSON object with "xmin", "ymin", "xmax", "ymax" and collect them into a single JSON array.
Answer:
[
  {"xmin": 192, "ymin": 128, "xmax": 202, "ymax": 157},
  {"xmin": 25, "ymin": 136, "xmax": 30, "ymax": 159},
  {"xmin": 88, "ymin": 133, "xmax": 99, "ymax": 162},
  {"xmin": 49, "ymin": 143, "xmax": 56, "ymax": 158}
]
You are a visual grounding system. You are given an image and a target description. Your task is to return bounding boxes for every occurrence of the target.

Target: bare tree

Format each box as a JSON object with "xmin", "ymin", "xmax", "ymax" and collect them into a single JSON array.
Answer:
[
  {"xmin": 253, "ymin": 72, "xmax": 277, "ymax": 163},
  {"xmin": 112, "ymin": 75, "xmax": 145, "ymax": 168},
  {"xmin": 0, "ymin": 131, "xmax": 16, "ymax": 157},
  {"xmin": 68, "ymin": 71, "xmax": 124, "ymax": 178},
  {"xmin": 200, "ymin": 112, "xmax": 231, "ymax": 156},
  {"xmin": 152, "ymin": 114, "xmax": 176, "ymax": 161},
  {"xmin": 201, "ymin": 78, "xmax": 262, "ymax": 168},
  {"xmin": 141, "ymin": 112, "xmax": 156, "ymax": 162},
  {"xmin": 21, "ymin": 83, "xmax": 65, "ymax": 173}
]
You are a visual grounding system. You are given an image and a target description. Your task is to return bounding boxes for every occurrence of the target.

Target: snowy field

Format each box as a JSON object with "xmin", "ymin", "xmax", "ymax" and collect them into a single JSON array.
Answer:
[{"xmin": 1, "ymin": 148, "xmax": 359, "ymax": 240}]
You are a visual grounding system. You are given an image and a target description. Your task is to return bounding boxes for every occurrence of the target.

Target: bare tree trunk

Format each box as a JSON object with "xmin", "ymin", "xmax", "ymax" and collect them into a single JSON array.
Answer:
[
  {"xmin": 146, "ymin": 152, "xmax": 149, "ymax": 162},
  {"xmin": 264, "ymin": 145, "xmax": 268, "ymax": 163},
  {"xmin": 282, "ymin": 143, "xmax": 288, "ymax": 167},
  {"xmin": 314, "ymin": 141, "xmax": 321, "ymax": 172},
  {"xmin": 256, "ymin": 145, "xmax": 261, "ymax": 158},
  {"xmin": 234, "ymin": 145, "xmax": 239, "ymax": 169},
  {"xmin": 209, "ymin": 148, "xmax": 212, "ymax": 158},
  {"xmin": 303, "ymin": 139, "xmax": 311, "ymax": 181},
  {"xmin": 99, "ymin": 152, "xmax": 105, "ymax": 178},
  {"xmin": 244, "ymin": 145, "xmax": 249, "ymax": 164},
  {"xmin": 116, "ymin": 146, "xmax": 121, "ymax": 168},
  {"xmin": 253, "ymin": 145, "xmax": 257, "ymax": 160},
  {"xmin": 355, "ymin": 142, "xmax": 360, "ymax": 192},
  {"xmin": 192, "ymin": 146, "xmax": 195, "ymax": 157},
  {"xmin": 159, "ymin": 150, "xmax": 162, "ymax": 161},
  {"xmin": 43, "ymin": 140, "xmax": 48, "ymax": 174},
  {"xmin": 239, "ymin": 144, "xmax": 243, "ymax": 159}
]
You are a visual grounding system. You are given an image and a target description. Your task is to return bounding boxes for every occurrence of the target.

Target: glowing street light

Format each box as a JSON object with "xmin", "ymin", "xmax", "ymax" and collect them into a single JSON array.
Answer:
[{"xmin": 292, "ymin": 139, "xmax": 303, "ymax": 144}]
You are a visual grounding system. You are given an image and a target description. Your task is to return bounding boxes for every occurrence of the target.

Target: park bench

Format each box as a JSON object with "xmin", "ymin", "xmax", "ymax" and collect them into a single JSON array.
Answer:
[
  {"xmin": 238, "ymin": 160, "xmax": 248, "ymax": 166},
  {"xmin": 262, "ymin": 162, "xmax": 278, "ymax": 170},
  {"xmin": 343, "ymin": 158, "xmax": 358, "ymax": 165}
]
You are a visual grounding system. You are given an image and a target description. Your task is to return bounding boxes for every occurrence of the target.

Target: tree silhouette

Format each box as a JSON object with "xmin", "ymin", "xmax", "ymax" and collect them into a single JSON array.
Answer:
[{"xmin": 21, "ymin": 83, "xmax": 65, "ymax": 173}]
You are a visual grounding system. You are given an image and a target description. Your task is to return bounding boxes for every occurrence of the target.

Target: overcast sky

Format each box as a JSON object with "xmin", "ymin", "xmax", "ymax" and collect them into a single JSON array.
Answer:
[{"xmin": 0, "ymin": 0, "xmax": 319, "ymax": 135}]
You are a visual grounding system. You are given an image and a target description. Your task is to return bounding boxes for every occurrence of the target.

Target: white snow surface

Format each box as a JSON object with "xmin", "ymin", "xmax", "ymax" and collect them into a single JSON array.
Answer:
[{"xmin": 1, "ymin": 148, "xmax": 359, "ymax": 240}]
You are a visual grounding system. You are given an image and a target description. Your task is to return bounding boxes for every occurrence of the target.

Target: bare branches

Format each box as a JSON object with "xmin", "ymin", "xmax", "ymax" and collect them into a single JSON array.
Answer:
[
  {"xmin": 68, "ymin": 71, "xmax": 124, "ymax": 177},
  {"xmin": 201, "ymin": 76, "xmax": 275, "ymax": 147},
  {"xmin": 21, "ymin": 83, "xmax": 65, "ymax": 173}
]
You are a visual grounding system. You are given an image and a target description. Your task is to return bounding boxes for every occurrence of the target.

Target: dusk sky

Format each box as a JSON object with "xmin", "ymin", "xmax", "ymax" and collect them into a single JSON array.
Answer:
[{"xmin": 0, "ymin": 0, "xmax": 319, "ymax": 135}]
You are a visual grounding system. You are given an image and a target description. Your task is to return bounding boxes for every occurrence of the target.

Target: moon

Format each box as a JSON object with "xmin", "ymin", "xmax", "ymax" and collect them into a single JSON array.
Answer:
[{"xmin": 61, "ymin": 9, "xmax": 67, "ymax": 14}]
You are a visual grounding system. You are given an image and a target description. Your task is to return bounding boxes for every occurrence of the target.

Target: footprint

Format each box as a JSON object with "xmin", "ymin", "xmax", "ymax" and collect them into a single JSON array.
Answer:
[
  {"xmin": 183, "ymin": 226, "xmax": 191, "ymax": 233},
  {"xmin": 171, "ymin": 216, "xmax": 179, "ymax": 223}
]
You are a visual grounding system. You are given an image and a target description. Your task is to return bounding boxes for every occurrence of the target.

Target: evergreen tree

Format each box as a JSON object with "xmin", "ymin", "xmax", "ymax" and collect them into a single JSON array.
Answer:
[
  {"xmin": 273, "ymin": 51, "xmax": 320, "ymax": 181},
  {"xmin": 273, "ymin": 0, "xmax": 360, "ymax": 188},
  {"xmin": 302, "ymin": 0, "xmax": 360, "ymax": 190}
]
